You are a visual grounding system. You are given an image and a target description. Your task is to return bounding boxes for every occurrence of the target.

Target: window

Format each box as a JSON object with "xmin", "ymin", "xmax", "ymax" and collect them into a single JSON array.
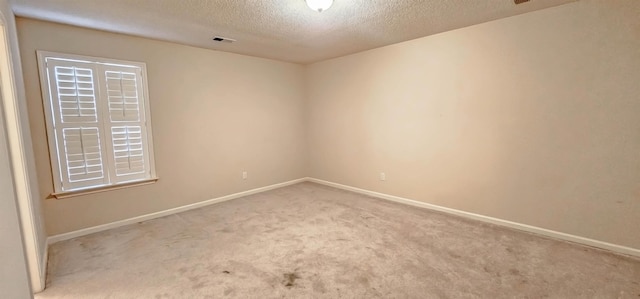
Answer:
[{"xmin": 37, "ymin": 51, "xmax": 157, "ymax": 196}]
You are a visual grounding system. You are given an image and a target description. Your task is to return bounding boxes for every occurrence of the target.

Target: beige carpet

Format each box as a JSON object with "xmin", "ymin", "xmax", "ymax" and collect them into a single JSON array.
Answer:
[{"xmin": 38, "ymin": 182, "xmax": 640, "ymax": 298}]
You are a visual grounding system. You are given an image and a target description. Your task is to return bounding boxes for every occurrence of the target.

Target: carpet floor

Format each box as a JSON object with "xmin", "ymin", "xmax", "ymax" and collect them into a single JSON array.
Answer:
[{"xmin": 38, "ymin": 182, "xmax": 640, "ymax": 298}]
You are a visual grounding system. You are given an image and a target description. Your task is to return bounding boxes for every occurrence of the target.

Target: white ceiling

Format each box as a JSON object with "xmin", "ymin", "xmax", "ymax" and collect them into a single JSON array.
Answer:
[{"xmin": 13, "ymin": 0, "xmax": 576, "ymax": 64}]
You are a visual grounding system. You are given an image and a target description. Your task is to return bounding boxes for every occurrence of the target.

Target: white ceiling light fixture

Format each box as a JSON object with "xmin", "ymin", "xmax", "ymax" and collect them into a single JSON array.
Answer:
[{"xmin": 305, "ymin": 0, "xmax": 333, "ymax": 12}]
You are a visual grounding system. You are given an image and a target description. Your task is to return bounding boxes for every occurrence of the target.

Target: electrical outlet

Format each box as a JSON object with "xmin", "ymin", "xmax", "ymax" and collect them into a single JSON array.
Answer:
[
  {"xmin": 380, "ymin": 172, "xmax": 386, "ymax": 181},
  {"xmin": 242, "ymin": 171, "xmax": 247, "ymax": 180}
]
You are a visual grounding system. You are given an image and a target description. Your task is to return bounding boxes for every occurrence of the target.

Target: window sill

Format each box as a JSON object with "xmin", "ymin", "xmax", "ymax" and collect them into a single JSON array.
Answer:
[{"xmin": 49, "ymin": 178, "xmax": 159, "ymax": 199}]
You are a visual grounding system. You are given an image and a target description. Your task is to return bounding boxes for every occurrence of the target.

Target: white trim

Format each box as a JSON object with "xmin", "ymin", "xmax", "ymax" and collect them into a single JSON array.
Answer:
[
  {"xmin": 307, "ymin": 178, "xmax": 640, "ymax": 258},
  {"xmin": 37, "ymin": 245, "xmax": 48, "ymax": 293},
  {"xmin": 51, "ymin": 177, "xmax": 158, "ymax": 199},
  {"xmin": 0, "ymin": 14, "xmax": 45, "ymax": 293},
  {"xmin": 138, "ymin": 60, "xmax": 156, "ymax": 180},
  {"xmin": 47, "ymin": 177, "xmax": 640, "ymax": 259},
  {"xmin": 36, "ymin": 51, "xmax": 63, "ymax": 193},
  {"xmin": 47, "ymin": 178, "xmax": 306, "ymax": 244}
]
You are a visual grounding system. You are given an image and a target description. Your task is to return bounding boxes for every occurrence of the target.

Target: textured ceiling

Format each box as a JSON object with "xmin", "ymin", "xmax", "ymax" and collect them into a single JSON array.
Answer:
[{"xmin": 12, "ymin": 0, "xmax": 576, "ymax": 64}]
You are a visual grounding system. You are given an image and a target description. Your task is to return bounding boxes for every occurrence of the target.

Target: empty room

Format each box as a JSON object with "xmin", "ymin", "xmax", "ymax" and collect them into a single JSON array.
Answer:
[{"xmin": 1, "ymin": 0, "xmax": 639, "ymax": 298}]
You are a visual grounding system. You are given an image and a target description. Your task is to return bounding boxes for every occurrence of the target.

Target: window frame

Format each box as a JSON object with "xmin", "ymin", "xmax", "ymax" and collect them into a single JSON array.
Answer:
[{"xmin": 36, "ymin": 51, "xmax": 157, "ymax": 198}]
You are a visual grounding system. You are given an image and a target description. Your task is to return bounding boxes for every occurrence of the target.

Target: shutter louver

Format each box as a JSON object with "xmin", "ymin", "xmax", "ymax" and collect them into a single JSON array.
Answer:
[
  {"xmin": 111, "ymin": 126, "xmax": 145, "ymax": 176},
  {"xmin": 105, "ymin": 71, "xmax": 140, "ymax": 122},
  {"xmin": 46, "ymin": 59, "xmax": 109, "ymax": 190},
  {"xmin": 55, "ymin": 66, "xmax": 98, "ymax": 123},
  {"xmin": 102, "ymin": 66, "xmax": 151, "ymax": 183},
  {"xmin": 62, "ymin": 127, "xmax": 105, "ymax": 182}
]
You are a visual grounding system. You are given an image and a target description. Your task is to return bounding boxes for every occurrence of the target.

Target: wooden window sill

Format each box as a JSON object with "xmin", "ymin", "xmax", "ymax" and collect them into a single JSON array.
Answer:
[{"xmin": 49, "ymin": 178, "xmax": 159, "ymax": 199}]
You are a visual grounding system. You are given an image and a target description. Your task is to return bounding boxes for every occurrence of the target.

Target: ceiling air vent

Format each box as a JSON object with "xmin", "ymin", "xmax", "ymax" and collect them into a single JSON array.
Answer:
[
  {"xmin": 212, "ymin": 36, "xmax": 236, "ymax": 43},
  {"xmin": 514, "ymin": 0, "xmax": 530, "ymax": 4}
]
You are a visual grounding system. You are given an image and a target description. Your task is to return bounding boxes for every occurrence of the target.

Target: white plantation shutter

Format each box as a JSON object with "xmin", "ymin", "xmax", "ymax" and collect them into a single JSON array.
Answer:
[
  {"xmin": 54, "ymin": 65, "xmax": 98, "ymax": 123},
  {"xmin": 39, "ymin": 52, "xmax": 156, "ymax": 193},
  {"xmin": 100, "ymin": 65, "xmax": 151, "ymax": 182},
  {"xmin": 61, "ymin": 127, "xmax": 105, "ymax": 183},
  {"xmin": 105, "ymin": 70, "xmax": 141, "ymax": 122},
  {"xmin": 45, "ymin": 60, "xmax": 108, "ymax": 190},
  {"xmin": 111, "ymin": 126, "xmax": 145, "ymax": 176}
]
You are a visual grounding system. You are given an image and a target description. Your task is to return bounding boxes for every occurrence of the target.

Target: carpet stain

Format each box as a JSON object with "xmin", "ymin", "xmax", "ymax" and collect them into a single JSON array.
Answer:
[
  {"xmin": 283, "ymin": 272, "xmax": 301, "ymax": 288},
  {"xmin": 448, "ymin": 252, "xmax": 462, "ymax": 259},
  {"xmin": 356, "ymin": 276, "xmax": 370, "ymax": 286},
  {"xmin": 222, "ymin": 270, "xmax": 231, "ymax": 274},
  {"xmin": 312, "ymin": 279, "xmax": 327, "ymax": 293}
]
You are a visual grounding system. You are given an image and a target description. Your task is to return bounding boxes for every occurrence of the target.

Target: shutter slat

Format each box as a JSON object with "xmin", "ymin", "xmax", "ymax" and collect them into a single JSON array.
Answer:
[
  {"xmin": 62, "ymin": 127, "xmax": 105, "ymax": 182},
  {"xmin": 54, "ymin": 66, "xmax": 98, "ymax": 124},
  {"xmin": 110, "ymin": 125, "xmax": 146, "ymax": 176},
  {"xmin": 105, "ymin": 71, "xmax": 141, "ymax": 122}
]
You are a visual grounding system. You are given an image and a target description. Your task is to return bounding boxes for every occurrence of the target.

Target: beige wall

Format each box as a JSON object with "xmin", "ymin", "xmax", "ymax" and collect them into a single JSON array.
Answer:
[
  {"xmin": 18, "ymin": 18, "xmax": 307, "ymax": 235},
  {"xmin": 16, "ymin": 0, "xmax": 640, "ymax": 251},
  {"xmin": 306, "ymin": 0, "xmax": 640, "ymax": 249}
]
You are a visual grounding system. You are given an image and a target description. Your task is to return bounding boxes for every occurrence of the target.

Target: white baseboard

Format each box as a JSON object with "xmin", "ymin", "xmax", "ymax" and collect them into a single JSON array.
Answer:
[
  {"xmin": 307, "ymin": 178, "xmax": 640, "ymax": 258},
  {"xmin": 47, "ymin": 176, "xmax": 640, "ymax": 259},
  {"xmin": 36, "ymin": 245, "xmax": 48, "ymax": 293},
  {"xmin": 47, "ymin": 178, "xmax": 307, "ymax": 244}
]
